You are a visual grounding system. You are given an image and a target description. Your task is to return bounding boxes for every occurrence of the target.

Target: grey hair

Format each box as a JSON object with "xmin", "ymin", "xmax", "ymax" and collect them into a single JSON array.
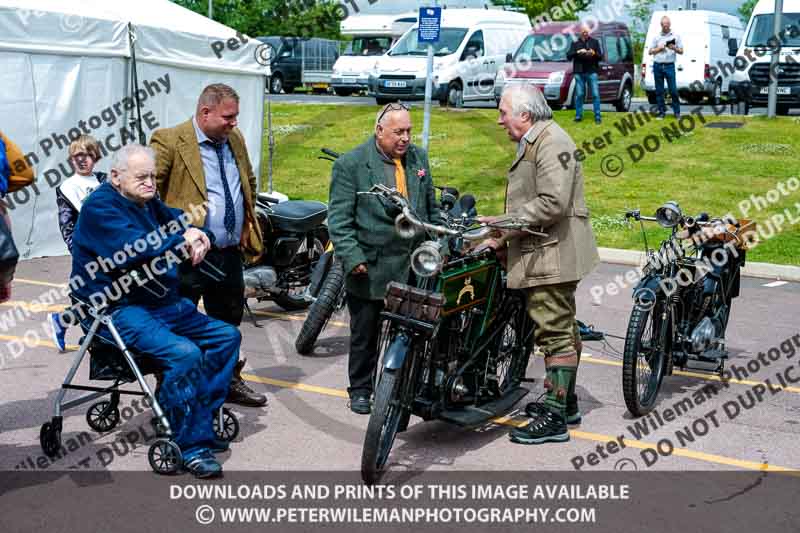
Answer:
[
  {"xmin": 110, "ymin": 143, "xmax": 155, "ymax": 172},
  {"xmin": 504, "ymin": 83, "xmax": 553, "ymax": 121}
]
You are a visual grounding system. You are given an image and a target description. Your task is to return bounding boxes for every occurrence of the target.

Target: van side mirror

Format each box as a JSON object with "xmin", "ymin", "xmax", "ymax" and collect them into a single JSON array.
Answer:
[
  {"xmin": 505, "ymin": 52, "xmax": 513, "ymax": 63},
  {"xmin": 728, "ymin": 38, "xmax": 738, "ymax": 57}
]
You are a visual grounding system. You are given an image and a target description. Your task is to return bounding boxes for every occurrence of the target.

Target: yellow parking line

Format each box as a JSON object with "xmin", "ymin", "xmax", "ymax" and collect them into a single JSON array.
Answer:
[
  {"xmin": 241, "ymin": 373, "xmax": 799, "ymax": 473},
  {"xmin": 251, "ymin": 309, "xmax": 349, "ymax": 329},
  {"xmin": 582, "ymin": 351, "xmax": 800, "ymax": 394},
  {"xmin": 0, "ymin": 333, "xmax": 79, "ymax": 351},
  {"xmin": 13, "ymin": 278, "xmax": 67, "ymax": 288},
  {"xmin": 0, "ymin": 300, "xmax": 66, "ymax": 313},
  {"xmin": 242, "ymin": 373, "xmax": 348, "ymax": 398}
]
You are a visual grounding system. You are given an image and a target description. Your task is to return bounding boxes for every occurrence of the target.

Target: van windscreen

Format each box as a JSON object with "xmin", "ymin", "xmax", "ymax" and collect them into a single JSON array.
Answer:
[
  {"xmin": 746, "ymin": 13, "xmax": 800, "ymax": 47},
  {"xmin": 345, "ymin": 37, "xmax": 392, "ymax": 56},
  {"xmin": 390, "ymin": 28, "xmax": 468, "ymax": 56},
  {"xmin": 515, "ymin": 34, "xmax": 570, "ymax": 62}
]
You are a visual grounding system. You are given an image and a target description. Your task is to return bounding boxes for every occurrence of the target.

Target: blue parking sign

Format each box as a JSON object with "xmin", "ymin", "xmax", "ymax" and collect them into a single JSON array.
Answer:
[{"xmin": 418, "ymin": 7, "xmax": 441, "ymax": 43}]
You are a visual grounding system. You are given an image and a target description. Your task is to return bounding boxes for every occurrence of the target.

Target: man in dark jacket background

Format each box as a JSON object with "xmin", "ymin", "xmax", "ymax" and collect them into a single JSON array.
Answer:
[
  {"xmin": 566, "ymin": 24, "xmax": 603, "ymax": 124},
  {"xmin": 327, "ymin": 103, "xmax": 443, "ymax": 414}
]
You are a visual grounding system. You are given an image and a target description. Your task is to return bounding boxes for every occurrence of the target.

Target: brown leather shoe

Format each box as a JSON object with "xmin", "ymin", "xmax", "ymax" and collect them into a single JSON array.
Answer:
[{"xmin": 226, "ymin": 359, "xmax": 268, "ymax": 407}]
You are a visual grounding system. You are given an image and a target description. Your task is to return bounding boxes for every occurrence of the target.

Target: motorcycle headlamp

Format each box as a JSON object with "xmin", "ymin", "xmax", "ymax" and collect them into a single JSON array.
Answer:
[
  {"xmin": 655, "ymin": 201, "xmax": 683, "ymax": 228},
  {"xmin": 411, "ymin": 241, "xmax": 444, "ymax": 278}
]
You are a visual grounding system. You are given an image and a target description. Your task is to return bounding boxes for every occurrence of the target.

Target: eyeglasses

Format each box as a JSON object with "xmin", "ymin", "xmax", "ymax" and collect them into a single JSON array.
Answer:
[{"xmin": 377, "ymin": 102, "xmax": 409, "ymax": 124}]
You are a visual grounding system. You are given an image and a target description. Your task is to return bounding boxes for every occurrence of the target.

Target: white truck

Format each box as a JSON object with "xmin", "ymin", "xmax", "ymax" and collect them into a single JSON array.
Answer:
[
  {"xmin": 368, "ymin": 9, "xmax": 530, "ymax": 107},
  {"xmin": 641, "ymin": 10, "xmax": 744, "ymax": 106},
  {"xmin": 330, "ymin": 13, "xmax": 417, "ymax": 96},
  {"xmin": 729, "ymin": 0, "xmax": 800, "ymax": 115}
]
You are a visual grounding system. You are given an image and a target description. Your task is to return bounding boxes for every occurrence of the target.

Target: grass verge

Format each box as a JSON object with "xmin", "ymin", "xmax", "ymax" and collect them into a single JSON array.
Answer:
[{"xmin": 261, "ymin": 104, "xmax": 800, "ymax": 266}]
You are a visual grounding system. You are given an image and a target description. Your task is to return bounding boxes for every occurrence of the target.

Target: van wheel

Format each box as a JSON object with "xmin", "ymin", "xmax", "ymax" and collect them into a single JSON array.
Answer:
[
  {"xmin": 269, "ymin": 75, "xmax": 283, "ymax": 94},
  {"xmin": 334, "ymin": 88, "xmax": 354, "ymax": 97},
  {"xmin": 686, "ymin": 93, "xmax": 704, "ymax": 106},
  {"xmin": 376, "ymin": 97, "xmax": 395, "ymax": 105},
  {"xmin": 615, "ymin": 84, "xmax": 632, "ymax": 112},
  {"xmin": 447, "ymin": 82, "xmax": 464, "ymax": 108},
  {"xmin": 646, "ymin": 91, "xmax": 656, "ymax": 105},
  {"xmin": 708, "ymin": 80, "xmax": 722, "ymax": 106}
]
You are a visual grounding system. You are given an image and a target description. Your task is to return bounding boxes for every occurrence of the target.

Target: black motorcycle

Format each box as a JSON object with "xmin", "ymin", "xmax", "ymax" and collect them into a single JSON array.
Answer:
[
  {"xmin": 622, "ymin": 202, "xmax": 752, "ymax": 416},
  {"xmin": 242, "ymin": 187, "xmax": 329, "ymax": 312},
  {"xmin": 359, "ymin": 184, "xmax": 536, "ymax": 484}
]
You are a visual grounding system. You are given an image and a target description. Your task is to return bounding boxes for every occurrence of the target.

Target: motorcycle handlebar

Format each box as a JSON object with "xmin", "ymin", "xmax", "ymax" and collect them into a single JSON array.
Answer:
[{"xmin": 320, "ymin": 148, "xmax": 340, "ymax": 159}]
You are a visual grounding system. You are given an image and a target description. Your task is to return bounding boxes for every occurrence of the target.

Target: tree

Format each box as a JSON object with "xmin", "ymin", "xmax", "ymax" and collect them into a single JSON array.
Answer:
[
  {"xmin": 628, "ymin": 0, "xmax": 657, "ymax": 63},
  {"xmin": 494, "ymin": 0, "xmax": 593, "ymax": 23},
  {"xmin": 171, "ymin": 0, "xmax": 344, "ymax": 39},
  {"xmin": 738, "ymin": 0, "xmax": 758, "ymax": 25}
]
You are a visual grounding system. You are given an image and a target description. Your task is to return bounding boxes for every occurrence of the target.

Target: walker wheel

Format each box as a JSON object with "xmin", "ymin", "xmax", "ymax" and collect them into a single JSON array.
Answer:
[
  {"xmin": 148, "ymin": 439, "xmax": 182, "ymax": 474},
  {"xmin": 86, "ymin": 401, "xmax": 121, "ymax": 432},
  {"xmin": 212, "ymin": 407, "xmax": 239, "ymax": 442},
  {"xmin": 40, "ymin": 421, "xmax": 62, "ymax": 458}
]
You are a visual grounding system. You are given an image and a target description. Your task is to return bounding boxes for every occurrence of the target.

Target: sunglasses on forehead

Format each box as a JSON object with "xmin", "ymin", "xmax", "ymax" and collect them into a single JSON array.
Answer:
[{"xmin": 377, "ymin": 102, "xmax": 409, "ymax": 124}]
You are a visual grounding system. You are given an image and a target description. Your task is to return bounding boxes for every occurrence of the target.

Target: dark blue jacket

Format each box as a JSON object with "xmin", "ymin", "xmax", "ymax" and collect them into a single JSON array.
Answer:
[{"xmin": 70, "ymin": 181, "xmax": 191, "ymax": 309}]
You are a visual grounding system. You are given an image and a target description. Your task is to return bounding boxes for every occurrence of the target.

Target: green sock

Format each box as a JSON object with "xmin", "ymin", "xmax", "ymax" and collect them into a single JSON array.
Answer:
[
  {"xmin": 544, "ymin": 367, "xmax": 576, "ymax": 419},
  {"xmin": 567, "ymin": 353, "xmax": 581, "ymax": 412}
]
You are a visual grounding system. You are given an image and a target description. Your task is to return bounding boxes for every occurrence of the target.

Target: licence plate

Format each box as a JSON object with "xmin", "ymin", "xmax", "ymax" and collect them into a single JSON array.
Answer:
[
  {"xmin": 760, "ymin": 86, "xmax": 791, "ymax": 95},
  {"xmin": 341, "ymin": 78, "xmax": 356, "ymax": 84},
  {"xmin": 384, "ymin": 80, "xmax": 407, "ymax": 88}
]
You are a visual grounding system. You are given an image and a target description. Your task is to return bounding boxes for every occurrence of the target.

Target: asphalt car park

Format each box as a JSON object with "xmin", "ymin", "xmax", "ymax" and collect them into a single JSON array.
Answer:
[{"xmin": 2, "ymin": 256, "xmax": 798, "ymax": 476}]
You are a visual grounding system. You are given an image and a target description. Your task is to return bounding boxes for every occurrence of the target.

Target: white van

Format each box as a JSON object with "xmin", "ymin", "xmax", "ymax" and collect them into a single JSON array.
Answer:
[
  {"xmin": 367, "ymin": 9, "xmax": 530, "ymax": 106},
  {"xmin": 330, "ymin": 13, "xmax": 417, "ymax": 96},
  {"xmin": 641, "ymin": 10, "xmax": 744, "ymax": 105},
  {"xmin": 729, "ymin": 0, "xmax": 800, "ymax": 115}
]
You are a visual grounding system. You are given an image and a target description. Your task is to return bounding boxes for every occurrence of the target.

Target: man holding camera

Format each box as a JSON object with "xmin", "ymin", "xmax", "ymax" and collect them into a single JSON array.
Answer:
[{"xmin": 650, "ymin": 16, "xmax": 684, "ymax": 119}]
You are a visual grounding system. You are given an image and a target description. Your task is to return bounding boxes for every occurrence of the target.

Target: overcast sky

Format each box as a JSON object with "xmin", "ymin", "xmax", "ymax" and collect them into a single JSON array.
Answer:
[{"xmin": 349, "ymin": 0, "xmax": 746, "ymax": 18}]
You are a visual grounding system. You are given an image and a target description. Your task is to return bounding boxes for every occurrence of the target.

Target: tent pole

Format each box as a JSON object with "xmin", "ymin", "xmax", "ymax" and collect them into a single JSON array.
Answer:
[
  {"xmin": 267, "ymin": 94, "xmax": 274, "ymax": 194},
  {"xmin": 128, "ymin": 23, "xmax": 146, "ymax": 144}
]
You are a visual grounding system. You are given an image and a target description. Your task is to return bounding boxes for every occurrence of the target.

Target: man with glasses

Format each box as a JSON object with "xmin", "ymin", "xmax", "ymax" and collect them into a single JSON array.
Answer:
[
  {"xmin": 328, "ymin": 102, "xmax": 444, "ymax": 414},
  {"xmin": 70, "ymin": 143, "xmax": 239, "ymax": 478},
  {"xmin": 151, "ymin": 84, "xmax": 266, "ymax": 407}
]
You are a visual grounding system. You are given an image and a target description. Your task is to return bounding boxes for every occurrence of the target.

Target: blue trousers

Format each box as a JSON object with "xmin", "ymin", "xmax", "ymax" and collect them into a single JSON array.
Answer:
[
  {"xmin": 574, "ymin": 72, "xmax": 601, "ymax": 120},
  {"xmin": 111, "ymin": 298, "xmax": 240, "ymax": 455},
  {"xmin": 653, "ymin": 62, "xmax": 681, "ymax": 116}
]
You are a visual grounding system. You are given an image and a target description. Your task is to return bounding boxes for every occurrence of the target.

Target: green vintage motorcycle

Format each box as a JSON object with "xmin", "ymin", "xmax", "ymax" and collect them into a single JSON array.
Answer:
[{"xmin": 359, "ymin": 184, "xmax": 541, "ymax": 485}]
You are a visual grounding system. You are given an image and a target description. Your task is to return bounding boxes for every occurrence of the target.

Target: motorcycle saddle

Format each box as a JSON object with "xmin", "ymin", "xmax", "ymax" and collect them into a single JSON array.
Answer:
[{"xmin": 267, "ymin": 200, "xmax": 328, "ymax": 233}]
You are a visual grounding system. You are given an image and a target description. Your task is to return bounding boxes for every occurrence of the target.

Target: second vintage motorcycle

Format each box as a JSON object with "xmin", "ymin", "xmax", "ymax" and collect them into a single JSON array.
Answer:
[{"xmin": 622, "ymin": 202, "xmax": 753, "ymax": 416}]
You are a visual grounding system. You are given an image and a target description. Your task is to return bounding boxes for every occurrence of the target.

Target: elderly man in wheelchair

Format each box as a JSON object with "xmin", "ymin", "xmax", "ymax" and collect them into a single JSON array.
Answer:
[{"xmin": 48, "ymin": 143, "xmax": 240, "ymax": 478}]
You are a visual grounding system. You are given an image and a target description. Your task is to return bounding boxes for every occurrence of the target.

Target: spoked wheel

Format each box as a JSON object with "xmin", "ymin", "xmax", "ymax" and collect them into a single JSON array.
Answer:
[
  {"xmin": 295, "ymin": 260, "xmax": 345, "ymax": 355},
  {"xmin": 148, "ymin": 439, "xmax": 182, "ymax": 475},
  {"xmin": 40, "ymin": 420, "xmax": 62, "ymax": 458},
  {"xmin": 86, "ymin": 400, "xmax": 121, "ymax": 432},
  {"xmin": 212, "ymin": 407, "xmax": 240, "ymax": 442},
  {"xmin": 488, "ymin": 294, "xmax": 533, "ymax": 394},
  {"xmin": 361, "ymin": 367, "xmax": 404, "ymax": 485},
  {"xmin": 622, "ymin": 302, "xmax": 668, "ymax": 416}
]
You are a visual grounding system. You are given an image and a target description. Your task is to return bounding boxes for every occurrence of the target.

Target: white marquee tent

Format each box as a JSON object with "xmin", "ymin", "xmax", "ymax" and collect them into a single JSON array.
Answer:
[{"xmin": 0, "ymin": 0, "xmax": 269, "ymax": 258}]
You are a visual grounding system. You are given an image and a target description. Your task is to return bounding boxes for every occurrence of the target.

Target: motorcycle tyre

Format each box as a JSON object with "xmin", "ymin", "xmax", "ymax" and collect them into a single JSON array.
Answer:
[
  {"xmin": 361, "ymin": 368, "xmax": 403, "ymax": 485},
  {"xmin": 622, "ymin": 303, "xmax": 667, "ymax": 417},
  {"xmin": 294, "ymin": 261, "xmax": 345, "ymax": 355}
]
